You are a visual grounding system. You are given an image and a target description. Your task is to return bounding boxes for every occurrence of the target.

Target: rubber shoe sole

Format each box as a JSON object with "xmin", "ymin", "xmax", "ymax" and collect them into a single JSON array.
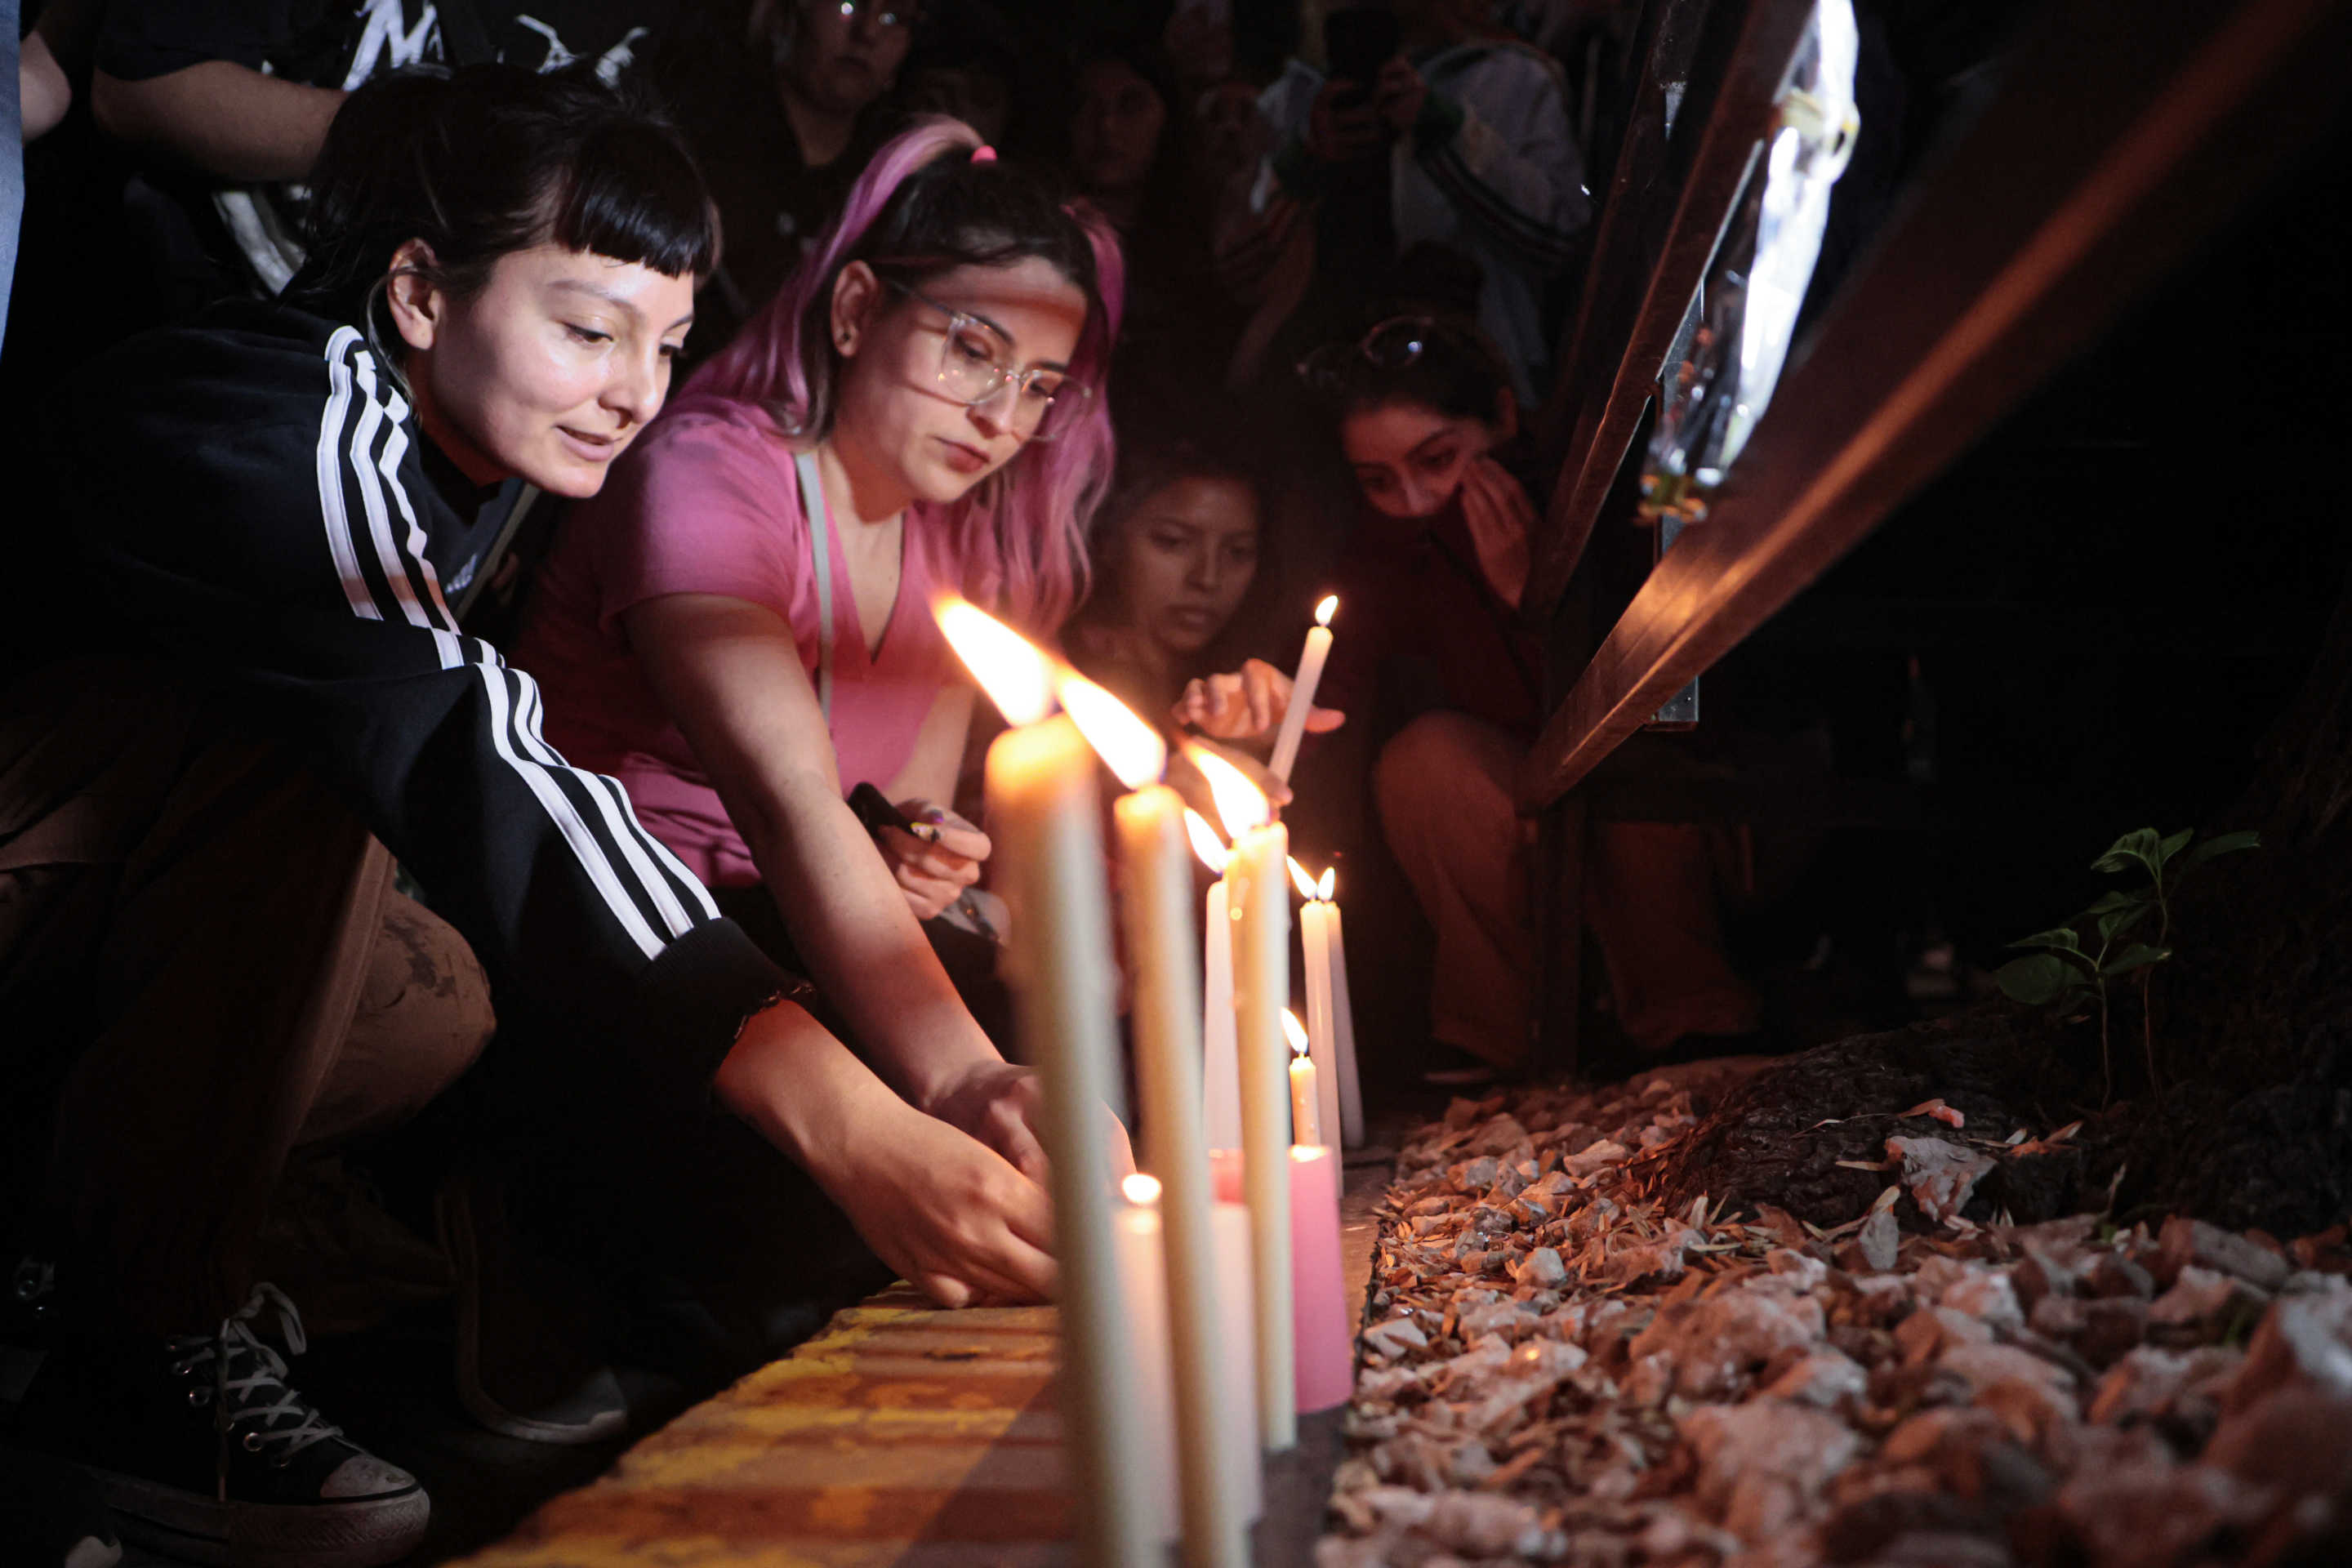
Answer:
[
  {"xmin": 88, "ymin": 1463, "xmax": 426, "ymax": 1568},
  {"xmin": 437, "ymin": 1179, "xmax": 627, "ymax": 1446}
]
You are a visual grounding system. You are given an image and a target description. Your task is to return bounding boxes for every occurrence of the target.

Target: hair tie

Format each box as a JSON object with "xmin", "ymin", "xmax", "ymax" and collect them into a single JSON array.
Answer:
[{"xmin": 969, "ymin": 144, "xmax": 997, "ymax": 164}]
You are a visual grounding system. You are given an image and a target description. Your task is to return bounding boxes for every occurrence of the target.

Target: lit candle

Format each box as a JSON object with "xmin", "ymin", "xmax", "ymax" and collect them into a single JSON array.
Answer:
[
  {"xmin": 1108, "ymin": 1177, "xmax": 1263, "ymax": 1540},
  {"xmin": 1322, "ymin": 868, "xmax": 1364, "ymax": 1149},
  {"xmin": 938, "ymin": 602, "xmax": 1153, "ymax": 1567},
  {"xmin": 1111, "ymin": 1176, "xmax": 1178, "ymax": 1544},
  {"xmin": 1062, "ymin": 675, "xmax": 1249, "ymax": 1568},
  {"xmin": 1187, "ymin": 810, "xmax": 1243, "ymax": 1152},
  {"xmin": 1212, "ymin": 1148, "xmax": 1353, "ymax": 1415},
  {"xmin": 1266, "ymin": 595, "xmax": 1337, "ymax": 783},
  {"xmin": 1291, "ymin": 862, "xmax": 1363, "ymax": 1149},
  {"xmin": 1285, "ymin": 1009, "xmax": 1321, "ymax": 1146},
  {"xmin": 1192, "ymin": 745, "xmax": 1294, "ymax": 1451}
]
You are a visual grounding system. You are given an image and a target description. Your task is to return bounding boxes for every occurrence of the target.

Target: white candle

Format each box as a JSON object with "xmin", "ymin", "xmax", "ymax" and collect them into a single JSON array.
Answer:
[
  {"xmin": 1187, "ymin": 811, "xmax": 1243, "ymax": 1152},
  {"xmin": 1292, "ymin": 862, "xmax": 1362, "ymax": 1149},
  {"xmin": 1110, "ymin": 1178, "xmax": 1178, "ymax": 1543},
  {"xmin": 1324, "ymin": 873, "xmax": 1363, "ymax": 1148},
  {"xmin": 1109, "ymin": 1179, "xmax": 1264, "ymax": 1543},
  {"xmin": 1267, "ymin": 595, "xmax": 1337, "ymax": 783},
  {"xmin": 941, "ymin": 603, "xmax": 1154, "ymax": 1567},
  {"xmin": 1209, "ymin": 1200, "xmax": 1262, "ymax": 1518},
  {"xmin": 1192, "ymin": 745, "xmax": 1294, "ymax": 1451},
  {"xmin": 1285, "ymin": 1009, "xmax": 1321, "ymax": 1146},
  {"xmin": 1289, "ymin": 861, "xmax": 1347, "ymax": 1152},
  {"xmin": 1065, "ymin": 674, "xmax": 1248, "ymax": 1568}
]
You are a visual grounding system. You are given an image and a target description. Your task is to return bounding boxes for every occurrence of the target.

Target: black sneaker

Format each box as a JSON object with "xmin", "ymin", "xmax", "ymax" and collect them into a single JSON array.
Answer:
[
  {"xmin": 438, "ymin": 1170, "xmax": 627, "ymax": 1446},
  {"xmin": 2, "ymin": 1276, "xmax": 428, "ymax": 1568}
]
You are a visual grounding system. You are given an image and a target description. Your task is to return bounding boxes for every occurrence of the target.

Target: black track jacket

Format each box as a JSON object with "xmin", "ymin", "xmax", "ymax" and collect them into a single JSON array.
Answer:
[{"xmin": 50, "ymin": 297, "xmax": 795, "ymax": 1085}]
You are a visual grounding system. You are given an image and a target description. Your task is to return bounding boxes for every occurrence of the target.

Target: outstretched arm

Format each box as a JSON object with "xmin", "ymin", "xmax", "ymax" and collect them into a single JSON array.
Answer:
[{"xmin": 623, "ymin": 590, "xmax": 1052, "ymax": 1180}]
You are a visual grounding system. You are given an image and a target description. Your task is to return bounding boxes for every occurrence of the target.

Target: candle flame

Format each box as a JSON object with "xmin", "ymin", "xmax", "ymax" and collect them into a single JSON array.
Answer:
[
  {"xmin": 937, "ymin": 599, "xmax": 1054, "ymax": 726},
  {"xmin": 1314, "ymin": 595, "xmax": 1339, "ymax": 629},
  {"xmin": 1188, "ymin": 745, "xmax": 1269, "ymax": 838},
  {"xmin": 1121, "ymin": 1172, "xmax": 1162, "ymax": 1206},
  {"xmin": 1287, "ymin": 857, "xmax": 1319, "ymax": 900},
  {"xmin": 1317, "ymin": 866, "xmax": 1336, "ymax": 902},
  {"xmin": 1283, "ymin": 1009, "xmax": 1310, "ymax": 1057},
  {"xmin": 1184, "ymin": 808, "xmax": 1229, "ymax": 875},
  {"xmin": 1056, "ymin": 673, "xmax": 1166, "ymax": 788}
]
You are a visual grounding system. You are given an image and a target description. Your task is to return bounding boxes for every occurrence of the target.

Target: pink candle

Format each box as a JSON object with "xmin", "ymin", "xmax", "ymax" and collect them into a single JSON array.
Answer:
[{"xmin": 1210, "ymin": 1147, "xmax": 1352, "ymax": 1414}]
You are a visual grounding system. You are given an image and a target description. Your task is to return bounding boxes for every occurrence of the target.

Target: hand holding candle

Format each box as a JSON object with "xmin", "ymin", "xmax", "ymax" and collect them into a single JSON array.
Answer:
[{"xmin": 1267, "ymin": 595, "xmax": 1339, "ymax": 782}]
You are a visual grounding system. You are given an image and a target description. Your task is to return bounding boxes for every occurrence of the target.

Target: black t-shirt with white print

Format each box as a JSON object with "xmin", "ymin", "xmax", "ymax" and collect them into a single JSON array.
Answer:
[{"xmin": 98, "ymin": 0, "xmax": 673, "ymax": 296}]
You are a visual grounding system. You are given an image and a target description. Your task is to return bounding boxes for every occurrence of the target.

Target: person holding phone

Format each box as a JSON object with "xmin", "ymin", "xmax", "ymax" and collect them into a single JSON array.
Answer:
[{"xmin": 1256, "ymin": 0, "xmax": 1590, "ymax": 400}]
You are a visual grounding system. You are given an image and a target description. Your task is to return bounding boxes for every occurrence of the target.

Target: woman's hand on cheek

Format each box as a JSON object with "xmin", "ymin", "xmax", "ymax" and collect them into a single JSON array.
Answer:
[
  {"xmin": 1460, "ymin": 456, "xmax": 1534, "ymax": 610},
  {"xmin": 876, "ymin": 801, "xmax": 991, "ymax": 921}
]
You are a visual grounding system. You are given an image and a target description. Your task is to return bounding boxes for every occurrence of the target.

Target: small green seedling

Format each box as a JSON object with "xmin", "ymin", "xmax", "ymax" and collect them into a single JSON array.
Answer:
[{"xmin": 1995, "ymin": 827, "xmax": 2260, "ymax": 1102}]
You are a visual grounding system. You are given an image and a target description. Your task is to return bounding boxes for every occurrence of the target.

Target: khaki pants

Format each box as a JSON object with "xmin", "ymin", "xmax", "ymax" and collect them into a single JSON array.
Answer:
[
  {"xmin": 0, "ymin": 663, "xmax": 492, "ymax": 1334},
  {"xmin": 1372, "ymin": 710, "xmax": 1759, "ymax": 1067}
]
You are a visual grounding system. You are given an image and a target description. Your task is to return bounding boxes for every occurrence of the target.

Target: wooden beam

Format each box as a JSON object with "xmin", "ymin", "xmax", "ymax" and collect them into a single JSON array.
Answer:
[
  {"xmin": 1520, "ymin": 0, "xmax": 2352, "ymax": 809},
  {"xmin": 1527, "ymin": 0, "xmax": 1816, "ymax": 613},
  {"xmin": 1530, "ymin": 0, "xmax": 1713, "ymax": 454}
]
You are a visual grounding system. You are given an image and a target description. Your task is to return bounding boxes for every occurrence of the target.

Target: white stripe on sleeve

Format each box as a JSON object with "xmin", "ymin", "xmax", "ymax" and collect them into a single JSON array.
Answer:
[
  {"xmin": 512, "ymin": 668, "xmax": 711, "ymax": 935},
  {"xmin": 476, "ymin": 653, "xmax": 667, "ymax": 960},
  {"xmin": 314, "ymin": 327, "xmax": 382, "ymax": 621}
]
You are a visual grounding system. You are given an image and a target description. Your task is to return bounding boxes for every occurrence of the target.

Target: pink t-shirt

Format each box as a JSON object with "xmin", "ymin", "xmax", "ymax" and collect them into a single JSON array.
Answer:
[{"xmin": 516, "ymin": 400, "xmax": 972, "ymax": 889}]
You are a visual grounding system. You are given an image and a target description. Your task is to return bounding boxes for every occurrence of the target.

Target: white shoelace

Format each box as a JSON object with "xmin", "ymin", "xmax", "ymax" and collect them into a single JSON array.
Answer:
[{"xmin": 168, "ymin": 1284, "xmax": 343, "ymax": 1476}]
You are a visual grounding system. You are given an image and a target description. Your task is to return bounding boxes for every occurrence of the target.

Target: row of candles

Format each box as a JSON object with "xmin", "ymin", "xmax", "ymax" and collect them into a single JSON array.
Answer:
[{"xmin": 939, "ymin": 595, "xmax": 1358, "ymax": 1567}]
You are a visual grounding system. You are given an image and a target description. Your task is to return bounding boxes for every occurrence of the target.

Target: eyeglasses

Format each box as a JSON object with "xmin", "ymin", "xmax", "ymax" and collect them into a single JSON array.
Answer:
[
  {"xmin": 887, "ymin": 279, "xmax": 1094, "ymax": 443},
  {"xmin": 1296, "ymin": 315, "xmax": 1459, "ymax": 390},
  {"xmin": 833, "ymin": 1, "xmax": 913, "ymax": 27}
]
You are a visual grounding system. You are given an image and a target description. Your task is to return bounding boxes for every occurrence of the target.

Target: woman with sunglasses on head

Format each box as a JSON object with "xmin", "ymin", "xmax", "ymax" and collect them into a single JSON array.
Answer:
[
  {"xmin": 516, "ymin": 118, "xmax": 1126, "ymax": 1201},
  {"xmin": 1294, "ymin": 310, "xmax": 1760, "ymax": 1081}
]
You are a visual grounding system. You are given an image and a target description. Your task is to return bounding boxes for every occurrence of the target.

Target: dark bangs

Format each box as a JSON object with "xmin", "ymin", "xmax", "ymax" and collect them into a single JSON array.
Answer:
[
  {"xmin": 544, "ymin": 115, "xmax": 716, "ymax": 281},
  {"xmin": 293, "ymin": 62, "xmax": 716, "ymax": 342}
]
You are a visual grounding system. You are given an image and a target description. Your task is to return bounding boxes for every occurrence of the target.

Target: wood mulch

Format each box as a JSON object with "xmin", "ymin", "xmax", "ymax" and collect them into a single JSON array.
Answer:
[{"xmin": 1317, "ymin": 1060, "xmax": 2352, "ymax": 1567}]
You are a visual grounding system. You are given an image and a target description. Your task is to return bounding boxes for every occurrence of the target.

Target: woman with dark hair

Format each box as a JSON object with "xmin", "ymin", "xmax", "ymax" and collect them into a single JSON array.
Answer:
[
  {"xmin": 515, "ymin": 118, "xmax": 1127, "ymax": 1150},
  {"xmin": 0, "ymin": 68, "xmax": 1052, "ymax": 1567},
  {"xmin": 1300, "ymin": 310, "xmax": 1760, "ymax": 1080},
  {"xmin": 1064, "ymin": 427, "xmax": 1278, "ymax": 722}
]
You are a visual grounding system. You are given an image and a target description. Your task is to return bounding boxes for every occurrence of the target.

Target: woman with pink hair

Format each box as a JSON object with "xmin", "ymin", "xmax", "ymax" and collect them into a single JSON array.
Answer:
[{"xmin": 515, "ymin": 118, "xmax": 1123, "ymax": 1299}]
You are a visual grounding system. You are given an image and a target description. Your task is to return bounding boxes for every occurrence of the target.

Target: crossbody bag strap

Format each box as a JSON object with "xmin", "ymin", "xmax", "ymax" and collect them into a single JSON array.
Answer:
[{"xmin": 793, "ymin": 449, "xmax": 835, "ymax": 725}]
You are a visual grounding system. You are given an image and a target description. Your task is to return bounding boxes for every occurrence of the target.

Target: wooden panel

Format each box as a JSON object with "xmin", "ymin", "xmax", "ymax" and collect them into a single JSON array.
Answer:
[
  {"xmin": 449, "ymin": 1290, "xmax": 1072, "ymax": 1568},
  {"xmin": 450, "ymin": 1174, "xmax": 1388, "ymax": 1567},
  {"xmin": 1527, "ymin": 0, "xmax": 1817, "ymax": 613},
  {"xmin": 1521, "ymin": 0, "xmax": 2352, "ymax": 808}
]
